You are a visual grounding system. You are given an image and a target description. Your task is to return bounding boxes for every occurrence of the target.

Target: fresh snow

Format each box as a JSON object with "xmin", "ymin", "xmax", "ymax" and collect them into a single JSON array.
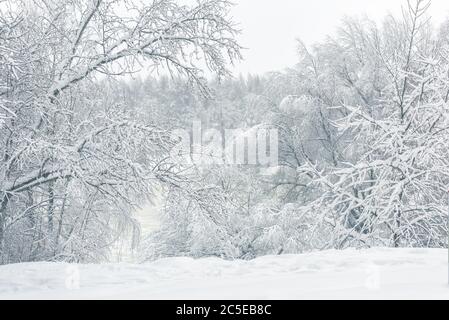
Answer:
[{"xmin": 0, "ymin": 248, "xmax": 448, "ymax": 300}]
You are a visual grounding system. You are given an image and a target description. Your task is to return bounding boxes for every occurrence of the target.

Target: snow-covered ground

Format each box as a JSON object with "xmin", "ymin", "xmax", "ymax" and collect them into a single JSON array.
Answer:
[{"xmin": 0, "ymin": 248, "xmax": 448, "ymax": 300}]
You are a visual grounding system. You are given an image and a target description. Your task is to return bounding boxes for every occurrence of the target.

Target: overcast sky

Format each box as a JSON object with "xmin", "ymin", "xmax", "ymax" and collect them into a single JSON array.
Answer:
[{"xmin": 230, "ymin": 0, "xmax": 449, "ymax": 75}]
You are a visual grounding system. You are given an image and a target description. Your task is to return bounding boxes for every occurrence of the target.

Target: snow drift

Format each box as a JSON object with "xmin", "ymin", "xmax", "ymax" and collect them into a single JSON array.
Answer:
[{"xmin": 0, "ymin": 248, "xmax": 448, "ymax": 300}]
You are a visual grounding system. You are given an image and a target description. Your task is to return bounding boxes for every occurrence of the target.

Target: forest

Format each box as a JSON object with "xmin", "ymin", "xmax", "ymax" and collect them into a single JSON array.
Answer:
[{"xmin": 1, "ymin": 0, "xmax": 449, "ymax": 266}]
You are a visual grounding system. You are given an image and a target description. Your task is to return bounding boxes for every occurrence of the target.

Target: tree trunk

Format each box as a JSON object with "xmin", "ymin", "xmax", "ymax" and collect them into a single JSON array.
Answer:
[
  {"xmin": 48, "ymin": 181, "xmax": 55, "ymax": 234},
  {"xmin": 54, "ymin": 179, "xmax": 70, "ymax": 257},
  {"xmin": 0, "ymin": 195, "xmax": 10, "ymax": 264},
  {"xmin": 393, "ymin": 210, "xmax": 402, "ymax": 248}
]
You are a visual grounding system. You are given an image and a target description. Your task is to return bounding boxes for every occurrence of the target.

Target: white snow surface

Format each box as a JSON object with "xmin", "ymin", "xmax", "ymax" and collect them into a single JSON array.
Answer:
[{"xmin": 0, "ymin": 248, "xmax": 448, "ymax": 300}]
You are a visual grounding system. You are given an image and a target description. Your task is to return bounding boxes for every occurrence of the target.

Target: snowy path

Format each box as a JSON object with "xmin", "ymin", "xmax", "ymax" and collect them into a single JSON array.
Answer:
[{"xmin": 0, "ymin": 248, "xmax": 448, "ymax": 300}]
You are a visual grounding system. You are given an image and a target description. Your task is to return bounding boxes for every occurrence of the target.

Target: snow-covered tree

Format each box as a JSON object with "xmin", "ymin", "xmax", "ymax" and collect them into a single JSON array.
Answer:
[
  {"xmin": 294, "ymin": 0, "xmax": 449, "ymax": 249},
  {"xmin": 0, "ymin": 0, "xmax": 241, "ymax": 263}
]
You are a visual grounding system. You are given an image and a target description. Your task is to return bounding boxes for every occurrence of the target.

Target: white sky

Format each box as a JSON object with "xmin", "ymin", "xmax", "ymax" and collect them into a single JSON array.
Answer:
[{"xmin": 230, "ymin": 0, "xmax": 449, "ymax": 74}]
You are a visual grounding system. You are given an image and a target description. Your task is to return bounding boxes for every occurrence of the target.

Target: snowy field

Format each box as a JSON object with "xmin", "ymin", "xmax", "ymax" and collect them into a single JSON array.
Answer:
[{"xmin": 0, "ymin": 248, "xmax": 448, "ymax": 300}]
